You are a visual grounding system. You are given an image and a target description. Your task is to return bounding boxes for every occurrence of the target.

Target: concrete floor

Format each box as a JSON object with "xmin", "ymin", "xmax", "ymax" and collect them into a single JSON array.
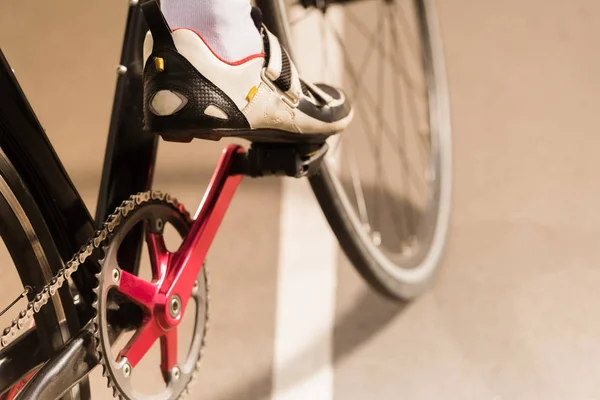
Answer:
[{"xmin": 2, "ymin": 0, "xmax": 600, "ymax": 399}]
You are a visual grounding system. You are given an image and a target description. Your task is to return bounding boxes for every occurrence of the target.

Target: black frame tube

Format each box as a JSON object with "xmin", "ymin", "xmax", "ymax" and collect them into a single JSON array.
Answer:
[
  {"xmin": 14, "ymin": 322, "xmax": 98, "ymax": 400},
  {"xmin": 0, "ymin": 1, "xmax": 155, "ymax": 397},
  {"xmin": 0, "ymin": 50, "xmax": 93, "ymax": 400},
  {"xmin": 94, "ymin": 4, "xmax": 158, "ymax": 281},
  {"xmin": 0, "ymin": 328, "xmax": 45, "ymax": 395}
]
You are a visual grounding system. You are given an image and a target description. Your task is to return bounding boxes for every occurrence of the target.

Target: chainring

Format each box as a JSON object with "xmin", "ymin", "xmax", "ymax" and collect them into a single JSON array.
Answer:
[{"xmin": 93, "ymin": 192, "xmax": 209, "ymax": 400}]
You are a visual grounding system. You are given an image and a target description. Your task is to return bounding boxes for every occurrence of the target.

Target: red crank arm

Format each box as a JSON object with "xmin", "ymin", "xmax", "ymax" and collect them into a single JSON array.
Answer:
[{"xmin": 158, "ymin": 144, "xmax": 245, "ymax": 327}]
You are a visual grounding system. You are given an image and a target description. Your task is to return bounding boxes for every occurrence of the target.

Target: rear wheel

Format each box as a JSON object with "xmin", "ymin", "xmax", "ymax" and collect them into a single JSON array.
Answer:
[
  {"xmin": 0, "ymin": 149, "xmax": 87, "ymax": 399},
  {"xmin": 259, "ymin": 0, "xmax": 452, "ymax": 299}
]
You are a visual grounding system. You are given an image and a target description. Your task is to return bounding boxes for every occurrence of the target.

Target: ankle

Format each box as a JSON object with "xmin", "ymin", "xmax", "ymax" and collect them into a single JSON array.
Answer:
[{"xmin": 161, "ymin": 0, "xmax": 263, "ymax": 63}]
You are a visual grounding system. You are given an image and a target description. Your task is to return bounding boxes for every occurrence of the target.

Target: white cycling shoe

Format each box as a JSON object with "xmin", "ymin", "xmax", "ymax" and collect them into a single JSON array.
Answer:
[{"xmin": 140, "ymin": 1, "xmax": 353, "ymax": 143}]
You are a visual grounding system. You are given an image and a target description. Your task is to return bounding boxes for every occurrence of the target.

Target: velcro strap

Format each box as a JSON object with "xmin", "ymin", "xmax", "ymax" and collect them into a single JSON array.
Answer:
[
  {"xmin": 140, "ymin": 0, "xmax": 176, "ymax": 50},
  {"xmin": 286, "ymin": 56, "xmax": 301, "ymax": 103},
  {"xmin": 265, "ymin": 29, "xmax": 283, "ymax": 81},
  {"xmin": 264, "ymin": 27, "xmax": 301, "ymax": 104}
]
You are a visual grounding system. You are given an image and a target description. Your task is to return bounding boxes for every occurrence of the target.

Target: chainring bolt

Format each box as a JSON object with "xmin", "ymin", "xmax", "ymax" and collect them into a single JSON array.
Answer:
[
  {"xmin": 172, "ymin": 366, "xmax": 180, "ymax": 381},
  {"xmin": 123, "ymin": 362, "xmax": 132, "ymax": 378},
  {"xmin": 112, "ymin": 268, "xmax": 120, "ymax": 283},
  {"xmin": 155, "ymin": 218, "xmax": 164, "ymax": 232}
]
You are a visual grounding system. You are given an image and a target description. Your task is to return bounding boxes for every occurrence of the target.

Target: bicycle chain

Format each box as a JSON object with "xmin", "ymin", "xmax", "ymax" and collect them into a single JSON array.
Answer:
[{"xmin": 0, "ymin": 190, "xmax": 209, "ymax": 399}]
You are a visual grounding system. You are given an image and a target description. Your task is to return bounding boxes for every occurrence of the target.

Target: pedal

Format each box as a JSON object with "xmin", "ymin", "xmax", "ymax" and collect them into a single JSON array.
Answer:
[{"xmin": 241, "ymin": 142, "xmax": 329, "ymax": 178}]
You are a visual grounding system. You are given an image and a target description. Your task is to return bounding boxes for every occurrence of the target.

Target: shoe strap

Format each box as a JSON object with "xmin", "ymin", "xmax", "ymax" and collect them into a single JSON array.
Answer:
[
  {"xmin": 141, "ymin": 0, "xmax": 176, "ymax": 51},
  {"xmin": 263, "ymin": 27, "xmax": 302, "ymax": 105}
]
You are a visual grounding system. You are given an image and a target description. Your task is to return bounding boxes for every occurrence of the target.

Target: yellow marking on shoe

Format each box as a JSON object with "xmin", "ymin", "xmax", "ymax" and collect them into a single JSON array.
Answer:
[
  {"xmin": 247, "ymin": 86, "xmax": 258, "ymax": 102},
  {"xmin": 154, "ymin": 57, "xmax": 165, "ymax": 72}
]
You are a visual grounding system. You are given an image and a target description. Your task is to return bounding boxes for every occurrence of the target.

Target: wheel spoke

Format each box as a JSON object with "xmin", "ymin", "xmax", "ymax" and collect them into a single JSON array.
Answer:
[
  {"xmin": 119, "ymin": 322, "xmax": 160, "ymax": 368},
  {"xmin": 389, "ymin": 2, "xmax": 430, "ymax": 156},
  {"xmin": 324, "ymin": 22, "xmax": 413, "ymax": 162},
  {"xmin": 278, "ymin": 0, "xmax": 449, "ymax": 296},
  {"xmin": 117, "ymin": 270, "xmax": 156, "ymax": 311},
  {"xmin": 318, "ymin": 7, "xmax": 427, "ymax": 220},
  {"xmin": 345, "ymin": 6, "xmax": 423, "ymax": 92},
  {"xmin": 320, "ymin": 13, "xmax": 328, "ymax": 82},
  {"xmin": 336, "ymin": 10, "xmax": 386, "ymax": 101},
  {"xmin": 346, "ymin": 143, "xmax": 370, "ymax": 227},
  {"xmin": 322, "ymin": 18, "xmax": 380, "ymax": 162},
  {"xmin": 388, "ymin": 0, "xmax": 422, "ymax": 63},
  {"xmin": 389, "ymin": 2, "xmax": 415, "ymax": 236},
  {"xmin": 160, "ymin": 328, "xmax": 178, "ymax": 375},
  {"xmin": 374, "ymin": 1, "xmax": 385, "ymax": 233},
  {"xmin": 322, "ymin": 19, "xmax": 393, "ymax": 159},
  {"xmin": 324, "ymin": 8, "xmax": 428, "ymax": 186}
]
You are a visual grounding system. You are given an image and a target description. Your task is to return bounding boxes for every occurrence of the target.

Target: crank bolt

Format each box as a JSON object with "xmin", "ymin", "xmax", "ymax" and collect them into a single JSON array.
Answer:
[
  {"xmin": 155, "ymin": 218, "xmax": 164, "ymax": 233},
  {"xmin": 122, "ymin": 362, "xmax": 131, "ymax": 378},
  {"xmin": 116, "ymin": 65, "xmax": 127, "ymax": 75},
  {"xmin": 112, "ymin": 269, "xmax": 120, "ymax": 283},
  {"xmin": 169, "ymin": 295, "xmax": 182, "ymax": 319},
  {"xmin": 171, "ymin": 366, "xmax": 181, "ymax": 381}
]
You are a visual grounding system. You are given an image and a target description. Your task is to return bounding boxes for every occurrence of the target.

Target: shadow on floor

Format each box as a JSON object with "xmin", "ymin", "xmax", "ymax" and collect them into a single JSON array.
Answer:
[
  {"xmin": 214, "ymin": 289, "xmax": 407, "ymax": 400},
  {"xmin": 211, "ymin": 183, "xmax": 420, "ymax": 399}
]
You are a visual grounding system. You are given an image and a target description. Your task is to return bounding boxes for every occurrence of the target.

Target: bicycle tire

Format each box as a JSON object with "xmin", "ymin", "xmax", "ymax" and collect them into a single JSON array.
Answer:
[
  {"xmin": 258, "ymin": 0, "xmax": 452, "ymax": 300},
  {"xmin": 0, "ymin": 149, "xmax": 88, "ymax": 400}
]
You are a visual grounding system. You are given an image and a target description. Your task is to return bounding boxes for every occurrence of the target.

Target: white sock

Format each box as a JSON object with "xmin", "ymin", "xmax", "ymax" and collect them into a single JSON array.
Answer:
[{"xmin": 161, "ymin": 0, "xmax": 264, "ymax": 63}]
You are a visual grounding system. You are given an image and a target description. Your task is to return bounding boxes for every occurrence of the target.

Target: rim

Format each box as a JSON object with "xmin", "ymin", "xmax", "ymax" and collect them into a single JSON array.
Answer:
[
  {"xmin": 0, "ymin": 171, "xmax": 70, "ymax": 345},
  {"xmin": 0, "ymin": 174, "xmax": 72, "ymax": 398},
  {"xmin": 280, "ymin": 0, "xmax": 451, "ymax": 284}
]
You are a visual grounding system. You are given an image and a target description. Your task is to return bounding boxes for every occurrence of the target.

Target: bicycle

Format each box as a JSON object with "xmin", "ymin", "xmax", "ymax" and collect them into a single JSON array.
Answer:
[{"xmin": 0, "ymin": 0, "xmax": 451, "ymax": 398}]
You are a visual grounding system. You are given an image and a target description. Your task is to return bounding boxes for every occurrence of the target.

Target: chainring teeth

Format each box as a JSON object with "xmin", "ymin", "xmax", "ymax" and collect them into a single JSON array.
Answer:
[
  {"xmin": 1, "ymin": 190, "xmax": 209, "ymax": 400},
  {"xmin": 91, "ymin": 191, "xmax": 208, "ymax": 400}
]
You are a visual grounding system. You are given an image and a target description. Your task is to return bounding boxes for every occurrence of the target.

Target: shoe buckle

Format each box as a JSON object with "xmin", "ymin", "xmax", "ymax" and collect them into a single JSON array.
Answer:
[
  {"xmin": 282, "ymin": 91, "xmax": 300, "ymax": 108},
  {"xmin": 260, "ymin": 69, "xmax": 300, "ymax": 108}
]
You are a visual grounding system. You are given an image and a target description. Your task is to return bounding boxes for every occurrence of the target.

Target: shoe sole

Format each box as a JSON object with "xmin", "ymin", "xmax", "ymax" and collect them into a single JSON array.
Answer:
[{"xmin": 155, "ymin": 128, "xmax": 334, "ymax": 144}]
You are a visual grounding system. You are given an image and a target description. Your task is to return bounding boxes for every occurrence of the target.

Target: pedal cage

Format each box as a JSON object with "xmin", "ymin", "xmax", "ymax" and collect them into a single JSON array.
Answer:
[{"xmin": 237, "ymin": 142, "xmax": 329, "ymax": 178}]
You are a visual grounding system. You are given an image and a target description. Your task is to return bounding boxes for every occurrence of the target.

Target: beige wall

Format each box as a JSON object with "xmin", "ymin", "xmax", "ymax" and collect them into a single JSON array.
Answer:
[{"xmin": 2, "ymin": 1, "xmax": 600, "ymax": 398}]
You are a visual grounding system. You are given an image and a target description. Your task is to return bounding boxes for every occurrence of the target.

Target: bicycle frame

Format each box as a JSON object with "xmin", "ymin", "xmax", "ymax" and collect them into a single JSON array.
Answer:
[
  {"xmin": 8, "ymin": 143, "xmax": 247, "ymax": 400},
  {"xmin": 0, "ymin": 2, "xmax": 328, "ymax": 398},
  {"xmin": 0, "ymin": 4, "xmax": 161, "ymax": 398}
]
